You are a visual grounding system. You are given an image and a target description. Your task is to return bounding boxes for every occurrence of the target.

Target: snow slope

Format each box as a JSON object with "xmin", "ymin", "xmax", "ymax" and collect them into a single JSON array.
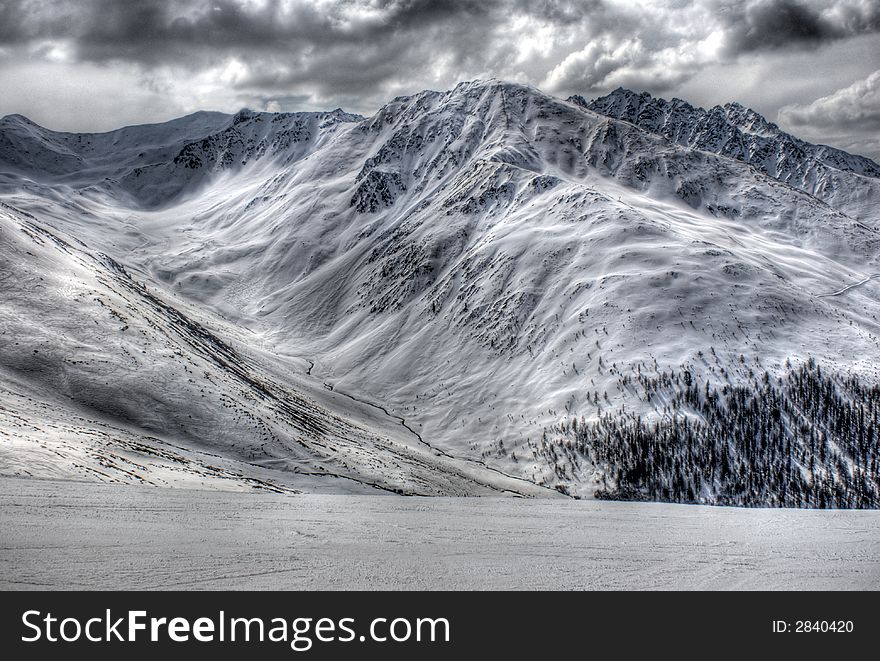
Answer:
[
  {"xmin": 2, "ymin": 80, "xmax": 879, "ymax": 499},
  {"xmin": 3, "ymin": 476, "xmax": 879, "ymax": 589}
]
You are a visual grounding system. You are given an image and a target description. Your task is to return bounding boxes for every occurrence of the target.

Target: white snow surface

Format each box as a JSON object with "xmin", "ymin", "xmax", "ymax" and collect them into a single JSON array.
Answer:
[
  {"xmin": 1, "ymin": 477, "xmax": 878, "ymax": 590},
  {"xmin": 2, "ymin": 79, "xmax": 880, "ymax": 497}
]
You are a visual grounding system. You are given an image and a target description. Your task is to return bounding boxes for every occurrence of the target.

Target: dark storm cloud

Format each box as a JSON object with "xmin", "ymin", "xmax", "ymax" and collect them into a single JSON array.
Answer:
[
  {"xmin": 721, "ymin": 0, "xmax": 880, "ymax": 54},
  {"xmin": 15, "ymin": 1, "xmax": 348, "ymax": 64},
  {"xmin": 510, "ymin": 0, "xmax": 604, "ymax": 25},
  {"xmin": 1, "ymin": 1, "xmax": 877, "ymax": 62}
]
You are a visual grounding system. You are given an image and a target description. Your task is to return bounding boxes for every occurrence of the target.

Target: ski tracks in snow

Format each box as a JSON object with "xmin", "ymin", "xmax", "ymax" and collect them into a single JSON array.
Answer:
[{"xmin": 817, "ymin": 273, "xmax": 880, "ymax": 297}]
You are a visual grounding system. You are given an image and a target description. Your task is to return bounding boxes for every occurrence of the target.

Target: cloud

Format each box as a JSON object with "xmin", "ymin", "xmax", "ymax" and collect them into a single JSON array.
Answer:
[
  {"xmin": 542, "ymin": 1, "xmax": 880, "ymax": 96},
  {"xmin": 0, "ymin": 1, "xmax": 877, "ymax": 100},
  {"xmin": 0, "ymin": 1, "xmax": 494, "ymax": 66},
  {"xmin": 777, "ymin": 69, "xmax": 880, "ymax": 159},
  {"xmin": 720, "ymin": 0, "xmax": 880, "ymax": 54},
  {"xmin": 722, "ymin": 0, "xmax": 842, "ymax": 53},
  {"xmin": 780, "ymin": 69, "xmax": 880, "ymax": 130}
]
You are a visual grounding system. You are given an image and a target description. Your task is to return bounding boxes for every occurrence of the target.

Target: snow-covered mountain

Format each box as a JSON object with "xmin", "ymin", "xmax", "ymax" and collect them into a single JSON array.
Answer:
[
  {"xmin": 2, "ymin": 80, "xmax": 879, "ymax": 504},
  {"xmin": 0, "ymin": 108, "xmax": 362, "ymax": 207}
]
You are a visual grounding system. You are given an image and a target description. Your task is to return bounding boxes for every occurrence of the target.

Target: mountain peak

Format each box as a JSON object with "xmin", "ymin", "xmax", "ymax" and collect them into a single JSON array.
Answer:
[
  {"xmin": 1, "ymin": 112, "xmax": 31, "ymax": 122},
  {"xmin": 719, "ymin": 101, "xmax": 779, "ymax": 135},
  {"xmin": 612, "ymin": 86, "xmax": 649, "ymax": 98},
  {"xmin": 449, "ymin": 78, "xmax": 549, "ymax": 100},
  {"xmin": 231, "ymin": 107, "xmax": 260, "ymax": 125},
  {"xmin": 0, "ymin": 113, "xmax": 40, "ymax": 129}
]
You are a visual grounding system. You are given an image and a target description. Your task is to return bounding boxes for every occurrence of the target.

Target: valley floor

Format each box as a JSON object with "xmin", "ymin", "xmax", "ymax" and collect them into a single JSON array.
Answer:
[{"xmin": 1, "ymin": 477, "xmax": 878, "ymax": 590}]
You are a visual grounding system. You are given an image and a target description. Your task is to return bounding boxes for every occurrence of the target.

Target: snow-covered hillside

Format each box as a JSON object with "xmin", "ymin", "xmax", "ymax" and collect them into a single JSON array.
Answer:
[{"xmin": 2, "ymin": 80, "xmax": 879, "ymax": 503}]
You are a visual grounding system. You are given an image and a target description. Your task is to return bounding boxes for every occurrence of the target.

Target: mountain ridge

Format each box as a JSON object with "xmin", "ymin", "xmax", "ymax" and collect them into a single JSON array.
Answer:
[
  {"xmin": 4, "ymin": 79, "xmax": 879, "ymax": 217},
  {"xmin": 0, "ymin": 106, "xmax": 363, "ymax": 207},
  {"xmin": 569, "ymin": 87, "xmax": 880, "ymax": 222}
]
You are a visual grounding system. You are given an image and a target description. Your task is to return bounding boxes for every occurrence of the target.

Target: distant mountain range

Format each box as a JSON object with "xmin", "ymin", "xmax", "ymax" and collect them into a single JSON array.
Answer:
[{"xmin": 2, "ymin": 80, "xmax": 878, "ymax": 505}]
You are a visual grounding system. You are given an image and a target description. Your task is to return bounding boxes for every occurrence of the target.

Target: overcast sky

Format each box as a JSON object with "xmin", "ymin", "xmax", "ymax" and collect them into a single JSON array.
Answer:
[{"xmin": 1, "ymin": 0, "xmax": 878, "ymax": 159}]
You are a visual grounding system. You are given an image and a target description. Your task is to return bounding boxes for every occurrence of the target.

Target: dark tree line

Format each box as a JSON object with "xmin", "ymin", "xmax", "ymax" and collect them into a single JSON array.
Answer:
[{"xmin": 541, "ymin": 359, "xmax": 880, "ymax": 508}]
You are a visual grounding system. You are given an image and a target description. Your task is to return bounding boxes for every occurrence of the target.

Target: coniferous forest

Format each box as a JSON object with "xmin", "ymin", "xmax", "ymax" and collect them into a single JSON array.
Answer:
[{"xmin": 539, "ymin": 359, "xmax": 880, "ymax": 508}]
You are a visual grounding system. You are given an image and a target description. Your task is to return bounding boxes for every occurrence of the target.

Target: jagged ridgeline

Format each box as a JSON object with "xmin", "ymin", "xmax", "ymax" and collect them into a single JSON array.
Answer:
[{"xmin": 541, "ymin": 360, "xmax": 880, "ymax": 508}]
